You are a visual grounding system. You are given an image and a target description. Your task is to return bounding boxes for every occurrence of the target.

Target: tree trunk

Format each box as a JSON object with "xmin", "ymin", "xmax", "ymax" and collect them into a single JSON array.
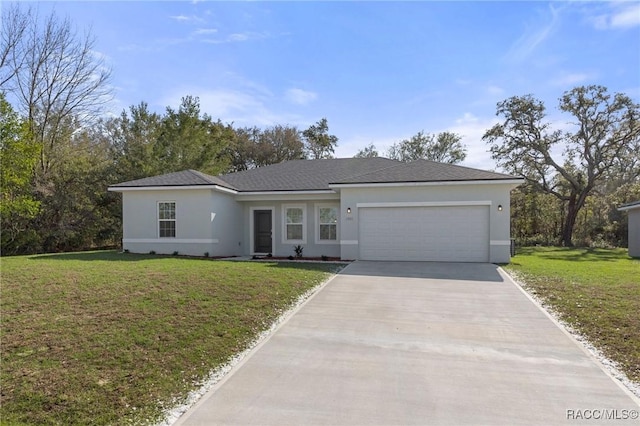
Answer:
[
  {"xmin": 561, "ymin": 202, "xmax": 578, "ymax": 247},
  {"xmin": 560, "ymin": 190, "xmax": 590, "ymax": 247}
]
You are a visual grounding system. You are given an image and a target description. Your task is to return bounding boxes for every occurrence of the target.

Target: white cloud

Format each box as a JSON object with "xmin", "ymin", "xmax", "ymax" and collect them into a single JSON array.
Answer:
[
  {"xmin": 610, "ymin": 4, "xmax": 640, "ymax": 28},
  {"xmin": 285, "ymin": 88, "xmax": 317, "ymax": 106},
  {"xmin": 170, "ymin": 15, "xmax": 190, "ymax": 22},
  {"xmin": 444, "ymin": 113, "xmax": 501, "ymax": 171},
  {"xmin": 486, "ymin": 85, "xmax": 505, "ymax": 97},
  {"xmin": 169, "ymin": 14, "xmax": 205, "ymax": 24},
  {"xmin": 199, "ymin": 32, "xmax": 270, "ymax": 44},
  {"xmin": 159, "ymin": 86, "xmax": 303, "ymax": 128},
  {"xmin": 193, "ymin": 28, "xmax": 218, "ymax": 35},
  {"xmin": 505, "ymin": 3, "xmax": 562, "ymax": 62},
  {"xmin": 551, "ymin": 71, "xmax": 594, "ymax": 87},
  {"xmin": 590, "ymin": 3, "xmax": 640, "ymax": 30}
]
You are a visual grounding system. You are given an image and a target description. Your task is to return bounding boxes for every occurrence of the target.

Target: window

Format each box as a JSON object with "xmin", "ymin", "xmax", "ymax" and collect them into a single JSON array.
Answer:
[
  {"xmin": 317, "ymin": 205, "xmax": 338, "ymax": 243},
  {"xmin": 283, "ymin": 205, "xmax": 306, "ymax": 243},
  {"xmin": 158, "ymin": 202, "xmax": 176, "ymax": 238}
]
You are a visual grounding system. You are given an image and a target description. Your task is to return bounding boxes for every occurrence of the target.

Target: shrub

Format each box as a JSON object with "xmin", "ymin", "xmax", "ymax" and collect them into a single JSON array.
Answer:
[{"xmin": 293, "ymin": 245, "xmax": 303, "ymax": 258}]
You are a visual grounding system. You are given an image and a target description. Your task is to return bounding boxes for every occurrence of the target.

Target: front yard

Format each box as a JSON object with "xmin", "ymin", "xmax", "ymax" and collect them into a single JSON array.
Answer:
[
  {"xmin": 0, "ymin": 251, "xmax": 340, "ymax": 425},
  {"xmin": 505, "ymin": 247, "xmax": 640, "ymax": 385}
]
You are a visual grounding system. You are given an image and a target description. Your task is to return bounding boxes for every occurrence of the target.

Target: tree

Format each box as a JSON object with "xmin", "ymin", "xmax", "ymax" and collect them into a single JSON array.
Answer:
[
  {"xmin": 483, "ymin": 85, "xmax": 640, "ymax": 246},
  {"xmin": 1, "ymin": 4, "xmax": 112, "ymax": 178},
  {"xmin": 354, "ymin": 143, "xmax": 379, "ymax": 158},
  {"xmin": 256, "ymin": 125, "xmax": 305, "ymax": 166},
  {"xmin": 108, "ymin": 102, "xmax": 163, "ymax": 181},
  {"xmin": 0, "ymin": 3, "xmax": 29, "ymax": 87},
  {"xmin": 0, "ymin": 92, "xmax": 40, "ymax": 253},
  {"xmin": 155, "ymin": 96, "xmax": 231, "ymax": 176},
  {"xmin": 302, "ymin": 118, "xmax": 338, "ymax": 159},
  {"xmin": 387, "ymin": 131, "xmax": 466, "ymax": 164}
]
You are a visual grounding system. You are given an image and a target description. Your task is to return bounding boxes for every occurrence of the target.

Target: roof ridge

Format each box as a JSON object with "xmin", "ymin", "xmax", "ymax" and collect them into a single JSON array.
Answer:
[
  {"xmin": 186, "ymin": 169, "xmax": 218, "ymax": 184},
  {"xmin": 409, "ymin": 158, "xmax": 512, "ymax": 177},
  {"xmin": 335, "ymin": 158, "xmax": 404, "ymax": 182}
]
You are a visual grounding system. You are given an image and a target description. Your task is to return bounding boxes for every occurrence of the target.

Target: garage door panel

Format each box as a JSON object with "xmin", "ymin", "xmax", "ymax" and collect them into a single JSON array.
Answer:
[{"xmin": 359, "ymin": 206, "xmax": 489, "ymax": 262}]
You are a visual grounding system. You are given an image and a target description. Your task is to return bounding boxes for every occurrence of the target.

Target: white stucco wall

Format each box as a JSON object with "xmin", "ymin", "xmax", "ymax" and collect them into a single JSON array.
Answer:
[
  {"xmin": 337, "ymin": 182, "xmax": 518, "ymax": 263},
  {"xmin": 120, "ymin": 188, "xmax": 242, "ymax": 257}
]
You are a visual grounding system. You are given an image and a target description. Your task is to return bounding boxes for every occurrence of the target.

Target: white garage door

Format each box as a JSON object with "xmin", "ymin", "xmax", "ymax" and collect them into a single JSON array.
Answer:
[{"xmin": 359, "ymin": 205, "xmax": 489, "ymax": 262}]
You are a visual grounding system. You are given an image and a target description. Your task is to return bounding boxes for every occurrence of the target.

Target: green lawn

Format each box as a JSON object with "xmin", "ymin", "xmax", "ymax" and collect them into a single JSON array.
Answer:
[
  {"xmin": 0, "ymin": 251, "xmax": 340, "ymax": 425},
  {"xmin": 505, "ymin": 247, "xmax": 640, "ymax": 384}
]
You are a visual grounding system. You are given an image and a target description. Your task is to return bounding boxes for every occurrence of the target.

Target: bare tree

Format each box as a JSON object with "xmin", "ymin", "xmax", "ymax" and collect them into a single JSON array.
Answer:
[
  {"xmin": 0, "ymin": 3, "xmax": 29, "ymax": 87},
  {"xmin": 1, "ymin": 4, "xmax": 112, "ymax": 176}
]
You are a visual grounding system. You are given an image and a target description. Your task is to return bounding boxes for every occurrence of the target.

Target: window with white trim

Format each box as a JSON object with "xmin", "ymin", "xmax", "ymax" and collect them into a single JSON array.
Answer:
[
  {"xmin": 158, "ymin": 202, "xmax": 176, "ymax": 238},
  {"xmin": 283, "ymin": 205, "xmax": 306, "ymax": 243},
  {"xmin": 317, "ymin": 205, "xmax": 338, "ymax": 243}
]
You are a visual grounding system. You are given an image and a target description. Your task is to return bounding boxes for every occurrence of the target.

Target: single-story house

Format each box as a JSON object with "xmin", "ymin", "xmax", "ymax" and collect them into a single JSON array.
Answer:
[
  {"xmin": 618, "ymin": 201, "xmax": 640, "ymax": 258},
  {"xmin": 108, "ymin": 158, "xmax": 523, "ymax": 263}
]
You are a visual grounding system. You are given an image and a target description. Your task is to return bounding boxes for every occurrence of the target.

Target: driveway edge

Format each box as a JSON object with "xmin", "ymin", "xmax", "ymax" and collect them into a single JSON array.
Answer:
[
  {"xmin": 164, "ymin": 270, "xmax": 344, "ymax": 426},
  {"xmin": 498, "ymin": 266, "xmax": 640, "ymax": 405}
]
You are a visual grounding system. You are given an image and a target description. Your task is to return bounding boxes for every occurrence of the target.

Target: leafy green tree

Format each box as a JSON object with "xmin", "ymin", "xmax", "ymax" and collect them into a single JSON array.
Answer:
[
  {"xmin": 108, "ymin": 102, "xmax": 163, "ymax": 181},
  {"xmin": 256, "ymin": 124, "xmax": 305, "ymax": 166},
  {"xmin": 387, "ymin": 131, "xmax": 466, "ymax": 164},
  {"xmin": 0, "ymin": 92, "xmax": 40, "ymax": 253},
  {"xmin": 302, "ymin": 118, "xmax": 338, "ymax": 159},
  {"xmin": 354, "ymin": 143, "xmax": 379, "ymax": 158},
  {"xmin": 227, "ymin": 126, "xmax": 260, "ymax": 172},
  {"xmin": 483, "ymin": 85, "xmax": 640, "ymax": 246},
  {"xmin": 155, "ymin": 96, "xmax": 232, "ymax": 176}
]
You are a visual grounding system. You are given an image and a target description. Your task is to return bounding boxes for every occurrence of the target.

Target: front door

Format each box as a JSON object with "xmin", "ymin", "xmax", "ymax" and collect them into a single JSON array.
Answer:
[{"xmin": 253, "ymin": 210, "xmax": 272, "ymax": 253}]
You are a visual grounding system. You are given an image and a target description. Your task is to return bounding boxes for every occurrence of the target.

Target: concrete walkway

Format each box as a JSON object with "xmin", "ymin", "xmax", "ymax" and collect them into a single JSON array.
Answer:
[{"xmin": 175, "ymin": 261, "xmax": 639, "ymax": 425}]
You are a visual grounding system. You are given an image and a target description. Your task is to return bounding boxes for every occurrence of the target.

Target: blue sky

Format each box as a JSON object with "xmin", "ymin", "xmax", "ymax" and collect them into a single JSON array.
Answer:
[{"xmin": 17, "ymin": 1, "xmax": 640, "ymax": 169}]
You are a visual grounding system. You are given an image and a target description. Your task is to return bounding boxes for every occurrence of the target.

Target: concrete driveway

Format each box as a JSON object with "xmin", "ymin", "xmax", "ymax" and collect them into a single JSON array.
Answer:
[{"xmin": 175, "ymin": 261, "xmax": 639, "ymax": 425}]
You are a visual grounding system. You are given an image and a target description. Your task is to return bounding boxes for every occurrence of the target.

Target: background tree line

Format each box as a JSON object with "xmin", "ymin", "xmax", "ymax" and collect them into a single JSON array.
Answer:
[{"xmin": 1, "ymin": 4, "xmax": 638, "ymax": 255}]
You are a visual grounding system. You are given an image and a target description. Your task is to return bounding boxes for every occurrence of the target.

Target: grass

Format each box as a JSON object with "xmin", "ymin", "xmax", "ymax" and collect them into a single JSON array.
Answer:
[
  {"xmin": 1, "ymin": 251, "xmax": 340, "ymax": 425},
  {"xmin": 505, "ymin": 247, "xmax": 640, "ymax": 384}
]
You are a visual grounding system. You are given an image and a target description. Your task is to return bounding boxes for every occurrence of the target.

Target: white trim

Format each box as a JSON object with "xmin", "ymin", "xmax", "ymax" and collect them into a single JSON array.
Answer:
[
  {"xmin": 238, "ymin": 190, "xmax": 336, "ymax": 196},
  {"xmin": 236, "ymin": 193, "xmax": 339, "ymax": 202},
  {"xmin": 157, "ymin": 201, "xmax": 176, "ymax": 238},
  {"xmin": 315, "ymin": 203, "xmax": 339, "ymax": 245},
  {"xmin": 282, "ymin": 204, "xmax": 307, "ymax": 244},
  {"xmin": 109, "ymin": 185, "xmax": 237, "ymax": 194},
  {"xmin": 340, "ymin": 240, "xmax": 359, "ymax": 245},
  {"xmin": 618, "ymin": 203, "xmax": 640, "ymax": 212},
  {"xmin": 356, "ymin": 201, "xmax": 492, "ymax": 208},
  {"xmin": 329, "ymin": 179, "xmax": 524, "ymax": 189},
  {"xmin": 250, "ymin": 206, "xmax": 275, "ymax": 255},
  {"xmin": 124, "ymin": 238, "xmax": 218, "ymax": 244},
  {"xmin": 490, "ymin": 240, "xmax": 512, "ymax": 246}
]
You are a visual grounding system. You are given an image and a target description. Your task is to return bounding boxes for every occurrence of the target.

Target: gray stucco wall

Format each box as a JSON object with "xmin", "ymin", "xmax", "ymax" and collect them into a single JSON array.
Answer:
[
  {"xmin": 121, "ymin": 189, "xmax": 242, "ymax": 257},
  {"xmin": 629, "ymin": 209, "xmax": 640, "ymax": 258},
  {"xmin": 337, "ymin": 183, "xmax": 517, "ymax": 263},
  {"xmin": 239, "ymin": 199, "xmax": 341, "ymax": 258}
]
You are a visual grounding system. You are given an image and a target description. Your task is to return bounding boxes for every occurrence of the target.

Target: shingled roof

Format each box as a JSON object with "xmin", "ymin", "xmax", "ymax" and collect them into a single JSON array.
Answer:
[
  {"xmin": 110, "ymin": 158, "xmax": 518, "ymax": 192},
  {"xmin": 219, "ymin": 158, "xmax": 400, "ymax": 191},
  {"xmin": 330, "ymin": 159, "xmax": 516, "ymax": 184},
  {"xmin": 109, "ymin": 169, "xmax": 236, "ymax": 189}
]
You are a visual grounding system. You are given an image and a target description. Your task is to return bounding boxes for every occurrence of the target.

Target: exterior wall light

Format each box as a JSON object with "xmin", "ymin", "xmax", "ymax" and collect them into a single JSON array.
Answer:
[
  {"xmin": 347, "ymin": 207, "xmax": 352, "ymax": 214},
  {"xmin": 498, "ymin": 204, "xmax": 503, "ymax": 211}
]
